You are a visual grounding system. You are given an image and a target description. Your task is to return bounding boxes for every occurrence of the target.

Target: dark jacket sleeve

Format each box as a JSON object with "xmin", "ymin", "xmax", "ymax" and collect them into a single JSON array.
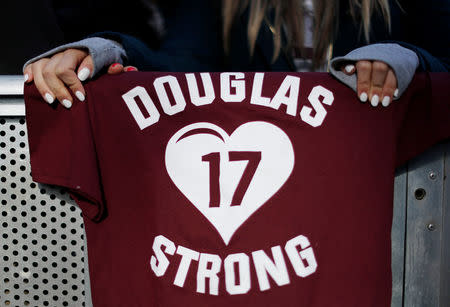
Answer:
[
  {"xmin": 386, "ymin": 0, "xmax": 450, "ymax": 72},
  {"xmin": 92, "ymin": 0, "xmax": 450, "ymax": 73},
  {"xmin": 333, "ymin": 0, "xmax": 450, "ymax": 72},
  {"xmin": 90, "ymin": 0, "xmax": 225, "ymax": 72}
]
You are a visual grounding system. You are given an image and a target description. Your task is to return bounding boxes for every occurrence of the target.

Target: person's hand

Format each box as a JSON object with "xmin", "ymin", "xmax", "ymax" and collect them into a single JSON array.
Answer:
[
  {"xmin": 24, "ymin": 49, "xmax": 137, "ymax": 108},
  {"xmin": 107, "ymin": 63, "xmax": 138, "ymax": 74},
  {"xmin": 24, "ymin": 49, "xmax": 92, "ymax": 108},
  {"xmin": 341, "ymin": 60, "xmax": 398, "ymax": 107}
]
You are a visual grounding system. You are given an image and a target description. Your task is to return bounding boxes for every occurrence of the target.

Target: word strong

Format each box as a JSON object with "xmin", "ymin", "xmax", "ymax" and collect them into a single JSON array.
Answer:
[
  {"xmin": 122, "ymin": 73, "xmax": 335, "ymax": 130},
  {"xmin": 150, "ymin": 234, "xmax": 318, "ymax": 296}
]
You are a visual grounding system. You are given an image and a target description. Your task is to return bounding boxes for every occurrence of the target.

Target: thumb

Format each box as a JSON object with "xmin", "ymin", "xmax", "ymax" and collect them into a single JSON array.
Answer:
[
  {"xmin": 341, "ymin": 63, "xmax": 356, "ymax": 75},
  {"xmin": 23, "ymin": 64, "xmax": 33, "ymax": 83},
  {"xmin": 77, "ymin": 55, "xmax": 94, "ymax": 82}
]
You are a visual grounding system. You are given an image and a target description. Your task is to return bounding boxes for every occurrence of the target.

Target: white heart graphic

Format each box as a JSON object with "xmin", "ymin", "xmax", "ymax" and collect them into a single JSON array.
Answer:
[{"xmin": 165, "ymin": 121, "xmax": 294, "ymax": 245}]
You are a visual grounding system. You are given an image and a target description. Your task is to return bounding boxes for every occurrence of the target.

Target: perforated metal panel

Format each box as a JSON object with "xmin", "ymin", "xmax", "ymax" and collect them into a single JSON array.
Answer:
[{"xmin": 0, "ymin": 117, "xmax": 88, "ymax": 307}]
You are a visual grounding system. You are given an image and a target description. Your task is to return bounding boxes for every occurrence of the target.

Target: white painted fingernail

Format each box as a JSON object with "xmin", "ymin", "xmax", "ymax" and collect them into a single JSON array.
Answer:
[
  {"xmin": 77, "ymin": 68, "xmax": 91, "ymax": 81},
  {"xmin": 394, "ymin": 88, "xmax": 399, "ymax": 98},
  {"xmin": 24, "ymin": 74, "xmax": 29, "ymax": 82},
  {"xmin": 44, "ymin": 93, "xmax": 54, "ymax": 104},
  {"xmin": 382, "ymin": 96, "xmax": 390, "ymax": 107},
  {"xmin": 359, "ymin": 92, "xmax": 368, "ymax": 102},
  {"xmin": 75, "ymin": 91, "xmax": 85, "ymax": 102},
  {"xmin": 62, "ymin": 99, "xmax": 72, "ymax": 109},
  {"xmin": 345, "ymin": 64, "xmax": 355, "ymax": 74},
  {"xmin": 371, "ymin": 94, "xmax": 380, "ymax": 107}
]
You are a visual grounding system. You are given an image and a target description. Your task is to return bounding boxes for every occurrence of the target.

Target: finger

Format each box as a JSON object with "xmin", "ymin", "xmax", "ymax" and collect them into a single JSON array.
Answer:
[
  {"xmin": 355, "ymin": 60, "xmax": 372, "ymax": 103},
  {"xmin": 23, "ymin": 65, "xmax": 33, "ymax": 83},
  {"xmin": 31, "ymin": 59, "xmax": 56, "ymax": 104},
  {"xmin": 56, "ymin": 50, "xmax": 89, "ymax": 102},
  {"xmin": 381, "ymin": 69, "xmax": 397, "ymax": 107},
  {"xmin": 124, "ymin": 66, "xmax": 138, "ymax": 72},
  {"xmin": 77, "ymin": 54, "xmax": 94, "ymax": 82},
  {"xmin": 394, "ymin": 88, "xmax": 399, "ymax": 99},
  {"xmin": 341, "ymin": 63, "xmax": 355, "ymax": 75},
  {"xmin": 43, "ymin": 54, "xmax": 74, "ymax": 108},
  {"xmin": 107, "ymin": 63, "xmax": 124, "ymax": 74},
  {"xmin": 369, "ymin": 61, "xmax": 389, "ymax": 107}
]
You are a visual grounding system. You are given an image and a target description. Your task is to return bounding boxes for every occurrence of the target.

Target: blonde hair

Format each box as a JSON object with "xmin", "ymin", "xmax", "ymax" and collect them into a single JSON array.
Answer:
[{"xmin": 222, "ymin": 0, "xmax": 391, "ymax": 66}]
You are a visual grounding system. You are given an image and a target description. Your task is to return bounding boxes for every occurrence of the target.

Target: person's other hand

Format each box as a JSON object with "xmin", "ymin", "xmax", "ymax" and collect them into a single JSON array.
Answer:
[
  {"xmin": 107, "ymin": 63, "xmax": 138, "ymax": 74},
  {"xmin": 23, "ymin": 50, "xmax": 137, "ymax": 109},
  {"xmin": 24, "ymin": 49, "xmax": 93, "ymax": 108},
  {"xmin": 341, "ymin": 60, "xmax": 398, "ymax": 107}
]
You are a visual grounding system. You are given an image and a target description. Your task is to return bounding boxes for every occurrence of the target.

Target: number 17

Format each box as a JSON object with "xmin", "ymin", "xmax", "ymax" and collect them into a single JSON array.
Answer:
[{"xmin": 202, "ymin": 151, "xmax": 261, "ymax": 207}]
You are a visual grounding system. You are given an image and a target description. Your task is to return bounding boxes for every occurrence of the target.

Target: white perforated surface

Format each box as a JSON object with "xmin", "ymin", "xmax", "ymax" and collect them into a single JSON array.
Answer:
[{"xmin": 0, "ymin": 117, "xmax": 88, "ymax": 307}]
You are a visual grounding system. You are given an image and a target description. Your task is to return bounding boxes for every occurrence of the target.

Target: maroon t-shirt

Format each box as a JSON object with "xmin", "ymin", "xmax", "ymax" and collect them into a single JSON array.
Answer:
[{"xmin": 25, "ymin": 72, "xmax": 450, "ymax": 307}]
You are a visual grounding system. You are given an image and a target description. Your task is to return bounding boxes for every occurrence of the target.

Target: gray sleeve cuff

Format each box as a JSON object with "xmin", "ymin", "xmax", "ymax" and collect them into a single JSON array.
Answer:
[
  {"xmin": 329, "ymin": 43, "xmax": 419, "ymax": 99},
  {"xmin": 23, "ymin": 37, "xmax": 127, "ymax": 77}
]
